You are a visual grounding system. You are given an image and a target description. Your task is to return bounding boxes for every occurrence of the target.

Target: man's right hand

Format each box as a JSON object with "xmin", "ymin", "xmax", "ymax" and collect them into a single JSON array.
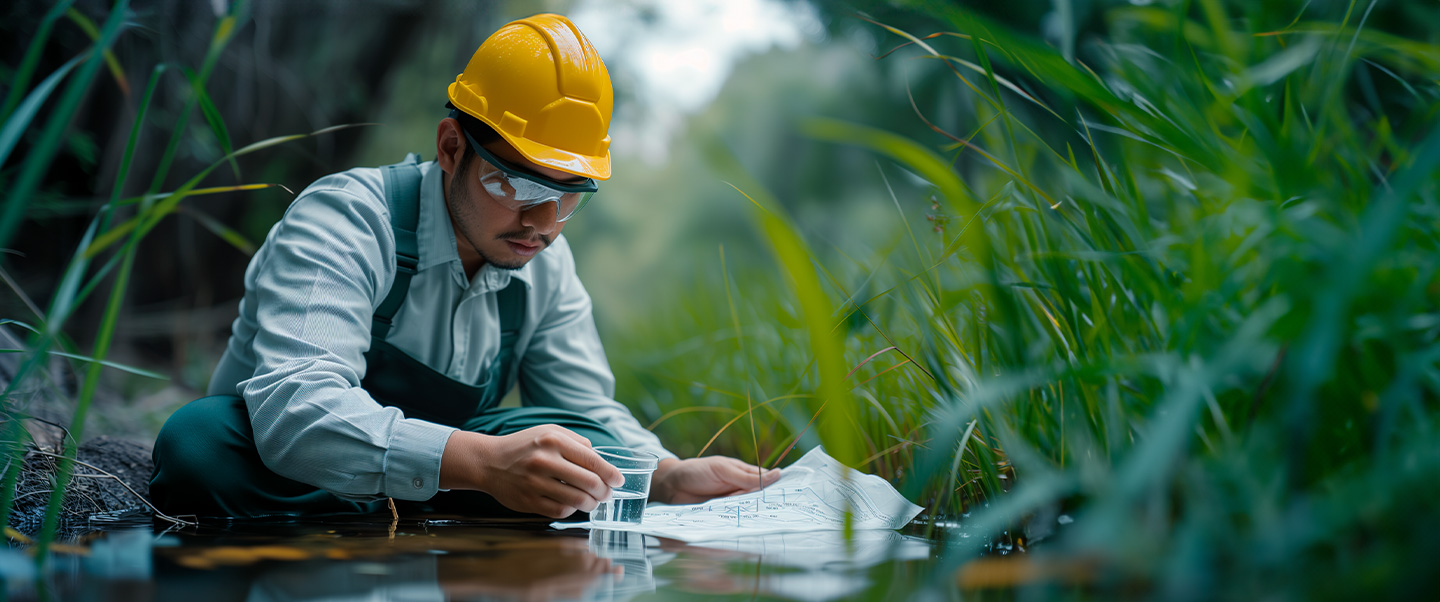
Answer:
[{"xmin": 439, "ymin": 426, "xmax": 624, "ymax": 519}]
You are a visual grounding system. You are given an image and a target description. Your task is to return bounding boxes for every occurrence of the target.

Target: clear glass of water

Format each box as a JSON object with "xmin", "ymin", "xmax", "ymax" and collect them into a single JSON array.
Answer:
[{"xmin": 589, "ymin": 446, "xmax": 659, "ymax": 527}]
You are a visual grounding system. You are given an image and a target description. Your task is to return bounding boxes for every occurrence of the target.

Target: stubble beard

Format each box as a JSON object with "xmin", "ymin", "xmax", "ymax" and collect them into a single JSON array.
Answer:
[{"xmin": 447, "ymin": 175, "xmax": 550, "ymax": 271}]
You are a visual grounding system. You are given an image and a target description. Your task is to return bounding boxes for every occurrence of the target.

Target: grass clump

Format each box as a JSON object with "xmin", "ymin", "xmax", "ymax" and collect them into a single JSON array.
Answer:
[{"xmin": 607, "ymin": 1, "xmax": 1440, "ymax": 598}]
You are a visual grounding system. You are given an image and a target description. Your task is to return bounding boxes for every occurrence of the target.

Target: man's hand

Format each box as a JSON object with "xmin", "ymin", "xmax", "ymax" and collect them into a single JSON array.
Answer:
[
  {"xmin": 649, "ymin": 456, "xmax": 781, "ymax": 505},
  {"xmin": 440, "ymin": 426, "xmax": 624, "ymax": 519}
]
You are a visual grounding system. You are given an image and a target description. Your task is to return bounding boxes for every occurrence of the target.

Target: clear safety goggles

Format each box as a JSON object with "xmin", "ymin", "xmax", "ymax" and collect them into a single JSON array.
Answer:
[{"xmin": 462, "ymin": 128, "xmax": 597, "ymax": 222}]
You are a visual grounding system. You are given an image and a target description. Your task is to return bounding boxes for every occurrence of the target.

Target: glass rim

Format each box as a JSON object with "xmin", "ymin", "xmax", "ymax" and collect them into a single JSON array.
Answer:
[{"xmin": 592, "ymin": 446, "xmax": 659, "ymax": 470}]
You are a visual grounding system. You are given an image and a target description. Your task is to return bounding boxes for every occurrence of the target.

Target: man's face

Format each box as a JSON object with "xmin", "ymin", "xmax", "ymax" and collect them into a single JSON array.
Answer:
[{"xmin": 444, "ymin": 139, "xmax": 586, "ymax": 271}]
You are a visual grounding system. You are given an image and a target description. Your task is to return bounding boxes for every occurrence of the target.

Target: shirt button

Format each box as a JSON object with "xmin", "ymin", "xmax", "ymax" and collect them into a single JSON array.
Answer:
[{"xmin": 412, "ymin": 477, "xmax": 424, "ymax": 489}]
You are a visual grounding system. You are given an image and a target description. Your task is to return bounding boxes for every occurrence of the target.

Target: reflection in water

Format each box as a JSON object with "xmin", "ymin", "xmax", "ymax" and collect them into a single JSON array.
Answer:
[
  {"xmin": 21, "ymin": 516, "xmax": 936, "ymax": 601},
  {"xmin": 696, "ymin": 529, "xmax": 931, "ymax": 570},
  {"xmin": 676, "ymin": 530, "xmax": 932, "ymax": 601},
  {"xmin": 232, "ymin": 527, "xmax": 633, "ymax": 602},
  {"xmin": 584, "ymin": 529, "xmax": 658, "ymax": 601}
]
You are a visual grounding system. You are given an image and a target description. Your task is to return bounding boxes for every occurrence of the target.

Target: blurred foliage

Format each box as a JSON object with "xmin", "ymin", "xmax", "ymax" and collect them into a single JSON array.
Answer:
[
  {"xmin": 0, "ymin": 0, "xmax": 517, "ymax": 388},
  {"xmin": 598, "ymin": 0, "xmax": 1440, "ymax": 599}
]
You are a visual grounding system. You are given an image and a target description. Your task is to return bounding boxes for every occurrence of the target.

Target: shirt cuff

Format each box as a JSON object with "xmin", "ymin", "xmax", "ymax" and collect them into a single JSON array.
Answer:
[{"xmin": 383, "ymin": 418, "xmax": 456, "ymax": 501}]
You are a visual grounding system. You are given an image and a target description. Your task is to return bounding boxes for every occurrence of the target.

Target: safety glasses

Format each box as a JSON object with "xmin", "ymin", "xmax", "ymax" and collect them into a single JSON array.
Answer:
[{"xmin": 461, "ymin": 128, "xmax": 597, "ymax": 222}]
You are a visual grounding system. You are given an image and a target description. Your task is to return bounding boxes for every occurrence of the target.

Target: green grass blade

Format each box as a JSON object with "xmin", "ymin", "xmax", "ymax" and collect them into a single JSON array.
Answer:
[
  {"xmin": 803, "ymin": 118, "xmax": 979, "ymax": 218},
  {"xmin": 83, "ymin": 125, "xmax": 369, "ymax": 260},
  {"xmin": 705, "ymin": 140, "xmax": 862, "ymax": 467},
  {"xmin": 0, "ymin": 55, "xmax": 83, "ymax": 171},
  {"xmin": 34, "ymin": 239, "xmax": 138, "ymax": 564},
  {"xmin": 184, "ymin": 66, "xmax": 239, "ymax": 178},
  {"xmin": 0, "ymin": 0, "xmax": 128, "ymax": 252},
  {"xmin": 0, "ymin": 0, "xmax": 78, "ymax": 121},
  {"xmin": 145, "ymin": 10, "xmax": 243, "ymax": 194},
  {"xmin": 43, "ymin": 216, "xmax": 103, "ymax": 333},
  {"xmin": 38, "ymin": 350, "xmax": 168, "ymax": 380},
  {"xmin": 178, "ymin": 205, "xmax": 255, "ymax": 255},
  {"xmin": 98, "ymin": 64, "xmax": 168, "ymax": 236},
  {"xmin": 64, "ymin": 7, "xmax": 129, "ymax": 97}
]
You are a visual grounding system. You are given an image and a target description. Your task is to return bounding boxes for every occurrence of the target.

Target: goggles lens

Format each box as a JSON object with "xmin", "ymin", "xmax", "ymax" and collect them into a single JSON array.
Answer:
[
  {"xmin": 479, "ymin": 170, "xmax": 595, "ymax": 222},
  {"xmin": 461, "ymin": 127, "xmax": 597, "ymax": 222}
]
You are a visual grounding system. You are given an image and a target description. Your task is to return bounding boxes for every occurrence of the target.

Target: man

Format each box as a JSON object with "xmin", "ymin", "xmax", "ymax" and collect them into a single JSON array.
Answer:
[{"xmin": 150, "ymin": 14, "xmax": 778, "ymax": 519}]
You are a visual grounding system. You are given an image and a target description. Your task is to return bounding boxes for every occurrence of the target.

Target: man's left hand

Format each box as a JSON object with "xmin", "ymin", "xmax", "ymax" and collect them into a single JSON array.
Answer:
[{"xmin": 649, "ymin": 456, "xmax": 781, "ymax": 504}]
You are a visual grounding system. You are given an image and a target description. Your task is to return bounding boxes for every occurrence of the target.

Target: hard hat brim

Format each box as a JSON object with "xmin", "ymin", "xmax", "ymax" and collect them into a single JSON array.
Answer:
[{"xmin": 498, "ymin": 128, "xmax": 612, "ymax": 181}]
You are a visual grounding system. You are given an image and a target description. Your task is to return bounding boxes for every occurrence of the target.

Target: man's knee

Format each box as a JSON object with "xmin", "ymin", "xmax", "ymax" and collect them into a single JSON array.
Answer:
[
  {"xmin": 553, "ymin": 411, "xmax": 621, "ymax": 447},
  {"xmin": 152, "ymin": 395, "xmax": 250, "ymax": 492},
  {"xmin": 470, "ymin": 407, "xmax": 623, "ymax": 448},
  {"xmin": 563, "ymin": 413, "xmax": 623, "ymax": 448}
]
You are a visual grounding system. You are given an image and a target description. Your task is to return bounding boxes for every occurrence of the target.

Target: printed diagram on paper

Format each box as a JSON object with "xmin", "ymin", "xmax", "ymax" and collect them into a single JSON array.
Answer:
[{"xmin": 553, "ymin": 447, "xmax": 925, "ymax": 543}]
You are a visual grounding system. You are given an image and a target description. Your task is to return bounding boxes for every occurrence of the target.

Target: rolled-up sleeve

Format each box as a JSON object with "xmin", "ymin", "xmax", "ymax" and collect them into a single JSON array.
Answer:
[
  {"xmin": 240, "ymin": 185, "xmax": 455, "ymax": 502},
  {"xmin": 517, "ymin": 245, "xmax": 676, "ymax": 461}
]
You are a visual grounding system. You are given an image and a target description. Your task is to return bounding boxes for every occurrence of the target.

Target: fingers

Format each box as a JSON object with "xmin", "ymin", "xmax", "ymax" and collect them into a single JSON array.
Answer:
[
  {"xmin": 700, "ymin": 474, "xmax": 778, "ymax": 503},
  {"xmin": 531, "ymin": 496, "xmax": 580, "ymax": 519},
  {"xmin": 530, "ymin": 426, "xmax": 623, "ymax": 497},
  {"xmin": 482, "ymin": 426, "xmax": 627, "ymax": 518},
  {"xmin": 715, "ymin": 458, "xmax": 780, "ymax": 490},
  {"xmin": 551, "ymin": 427, "xmax": 594, "ymax": 448},
  {"xmin": 561, "ymin": 442, "xmax": 625, "ymax": 489},
  {"xmin": 530, "ymin": 452, "xmax": 612, "ymax": 512},
  {"xmin": 532, "ymin": 472, "xmax": 608, "ymax": 517}
]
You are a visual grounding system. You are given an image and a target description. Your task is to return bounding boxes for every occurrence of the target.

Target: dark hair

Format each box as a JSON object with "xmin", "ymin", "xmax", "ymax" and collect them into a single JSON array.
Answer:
[{"xmin": 446, "ymin": 105, "xmax": 502, "ymax": 175}]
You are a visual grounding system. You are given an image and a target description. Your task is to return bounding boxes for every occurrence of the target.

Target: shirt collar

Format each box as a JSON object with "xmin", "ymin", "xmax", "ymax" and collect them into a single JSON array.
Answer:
[{"xmin": 415, "ymin": 160, "xmax": 533, "ymax": 291}]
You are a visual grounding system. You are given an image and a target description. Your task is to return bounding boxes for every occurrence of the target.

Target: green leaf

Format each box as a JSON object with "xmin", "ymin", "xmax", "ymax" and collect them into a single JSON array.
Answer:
[
  {"xmin": 145, "ymin": 10, "xmax": 244, "ymax": 195},
  {"xmin": 704, "ymin": 139, "xmax": 861, "ymax": 467},
  {"xmin": 802, "ymin": 118, "xmax": 977, "ymax": 218},
  {"xmin": 0, "ymin": 55, "xmax": 82, "ymax": 171},
  {"xmin": 0, "ymin": 349, "xmax": 168, "ymax": 381},
  {"xmin": 83, "ymin": 125, "xmax": 369, "ymax": 260},
  {"xmin": 99, "ymin": 63, "xmax": 168, "ymax": 236},
  {"xmin": 0, "ymin": 0, "xmax": 78, "ymax": 122},
  {"xmin": 179, "ymin": 205, "xmax": 255, "ymax": 255},
  {"xmin": 0, "ymin": 0, "xmax": 129, "ymax": 252},
  {"xmin": 184, "ymin": 66, "xmax": 238, "ymax": 178},
  {"xmin": 0, "ymin": 320, "xmax": 41, "ymax": 335},
  {"xmin": 65, "ymin": 7, "xmax": 129, "ymax": 97}
]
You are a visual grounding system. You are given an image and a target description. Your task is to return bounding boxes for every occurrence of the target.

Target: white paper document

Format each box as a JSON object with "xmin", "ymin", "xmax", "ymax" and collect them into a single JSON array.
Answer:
[{"xmin": 552, "ymin": 447, "xmax": 925, "ymax": 543}]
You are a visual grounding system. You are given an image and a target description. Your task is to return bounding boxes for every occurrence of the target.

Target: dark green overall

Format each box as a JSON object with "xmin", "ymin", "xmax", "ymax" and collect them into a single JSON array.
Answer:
[{"xmin": 149, "ymin": 155, "xmax": 621, "ymax": 518}]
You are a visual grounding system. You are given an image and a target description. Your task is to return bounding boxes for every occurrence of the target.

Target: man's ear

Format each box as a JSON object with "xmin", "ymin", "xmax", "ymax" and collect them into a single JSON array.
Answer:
[{"xmin": 435, "ymin": 118, "xmax": 466, "ymax": 175}]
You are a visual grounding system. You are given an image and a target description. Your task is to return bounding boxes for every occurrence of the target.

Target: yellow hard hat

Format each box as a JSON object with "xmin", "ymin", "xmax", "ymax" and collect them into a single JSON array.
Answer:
[{"xmin": 448, "ymin": 14, "xmax": 613, "ymax": 181}]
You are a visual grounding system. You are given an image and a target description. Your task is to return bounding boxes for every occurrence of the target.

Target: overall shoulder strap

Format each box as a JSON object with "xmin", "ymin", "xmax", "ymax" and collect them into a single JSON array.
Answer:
[
  {"xmin": 496, "ymin": 279, "xmax": 527, "ymax": 337},
  {"xmin": 372, "ymin": 153, "xmax": 423, "ymax": 340}
]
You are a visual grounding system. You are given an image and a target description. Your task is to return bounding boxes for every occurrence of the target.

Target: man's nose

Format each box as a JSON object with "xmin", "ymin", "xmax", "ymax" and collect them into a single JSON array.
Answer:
[{"xmin": 519, "ymin": 200, "xmax": 559, "ymax": 236}]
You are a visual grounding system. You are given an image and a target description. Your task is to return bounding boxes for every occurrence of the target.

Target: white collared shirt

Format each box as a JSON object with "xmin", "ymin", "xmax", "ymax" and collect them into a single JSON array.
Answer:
[{"xmin": 208, "ymin": 160, "xmax": 674, "ymax": 502}]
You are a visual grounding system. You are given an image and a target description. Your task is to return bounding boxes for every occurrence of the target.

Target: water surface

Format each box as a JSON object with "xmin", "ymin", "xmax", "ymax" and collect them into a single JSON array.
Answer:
[{"xmin": 8, "ymin": 512, "xmax": 955, "ymax": 601}]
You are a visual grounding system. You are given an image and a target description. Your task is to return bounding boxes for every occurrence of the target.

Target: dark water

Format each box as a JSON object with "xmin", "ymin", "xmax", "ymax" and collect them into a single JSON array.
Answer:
[{"xmin": 2, "ymin": 511, "xmax": 971, "ymax": 601}]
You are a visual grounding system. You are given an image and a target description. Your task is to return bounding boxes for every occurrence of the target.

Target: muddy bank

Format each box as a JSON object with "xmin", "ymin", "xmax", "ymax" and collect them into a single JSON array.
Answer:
[{"xmin": 8, "ymin": 435, "xmax": 155, "ymax": 538}]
